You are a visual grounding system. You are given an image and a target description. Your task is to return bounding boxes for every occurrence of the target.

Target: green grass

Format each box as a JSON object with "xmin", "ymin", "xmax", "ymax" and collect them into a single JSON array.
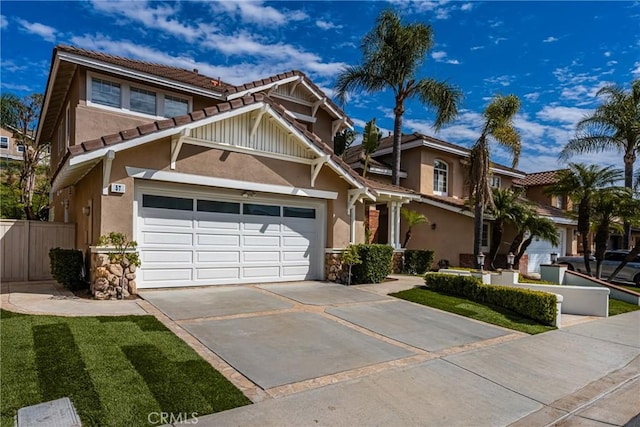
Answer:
[
  {"xmin": 0, "ymin": 310, "xmax": 250, "ymax": 427},
  {"xmin": 609, "ymin": 299, "xmax": 640, "ymax": 316},
  {"xmin": 391, "ymin": 288, "xmax": 556, "ymax": 335}
]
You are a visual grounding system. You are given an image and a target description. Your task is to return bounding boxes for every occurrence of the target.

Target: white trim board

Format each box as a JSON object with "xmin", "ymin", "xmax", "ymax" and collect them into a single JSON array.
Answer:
[{"xmin": 126, "ymin": 167, "xmax": 339, "ymax": 200}]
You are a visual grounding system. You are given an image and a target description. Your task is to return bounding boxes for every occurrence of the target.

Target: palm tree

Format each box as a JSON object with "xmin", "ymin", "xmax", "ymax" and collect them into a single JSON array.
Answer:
[
  {"xmin": 333, "ymin": 129, "xmax": 357, "ymax": 157},
  {"xmin": 487, "ymin": 188, "xmax": 529, "ymax": 269},
  {"xmin": 545, "ymin": 163, "xmax": 622, "ymax": 275},
  {"xmin": 401, "ymin": 208, "xmax": 429, "ymax": 248},
  {"xmin": 361, "ymin": 118, "xmax": 382, "ymax": 178},
  {"xmin": 560, "ymin": 80, "xmax": 640, "ymax": 248},
  {"xmin": 335, "ymin": 9, "xmax": 461, "ymax": 186},
  {"xmin": 590, "ymin": 187, "xmax": 629, "ymax": 279},
  {"xmin": 469, "ymin": 94, "xmax": 521, "ymax": 268}
]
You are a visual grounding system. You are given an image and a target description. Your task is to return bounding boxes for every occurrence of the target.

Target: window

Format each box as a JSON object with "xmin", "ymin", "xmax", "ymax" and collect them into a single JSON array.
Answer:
[
  {"xmin": 197, "ymin": 200, "xmax": 240, "ymax": 214},
  {"xmin": 88, "ymin": 73, "xmax": 192, "ymax": 119},
  {"xmin": 433, "ymin": 160, "xmax": 448, "ymax": 195},
  {"xmin": 0, "ymin": 136, "xmax": 8, "ymax": 149},
  {"xmin": 65, "ymin": 103, "xmax": 70, "ymax": 148},
  {"xmin": 165, "ymin": 95, "xmax": 189, "ymax": 117},
  {"xmin": 17, "ymin": 144, "xmax": 24, "ymax": 152},
  {"xmin": 130, "ymin": 87, "xmax": 157, "ymax": 115},
  {"xmin": 555, "ymin": 195, "xmax": 564, "ymax": 209},
  {"xmin": 91, "ymin": 78, "xmax": 121, "ymax": 107},
  {"xmin": 243, "ymin": 203, "xmax": 280, "ymax": 216},
  {"xmin": 284, "ymin": 207, "xmax": 316, "ymax": 218},
  {"xmin": 142, "ymin": 194, "xmax": 193, "ymax": 211},
  {"xmin": 490, "ymin": 176, "xmax": 501, "ymax": 188},
  {"xmin": 481, "ymin": 223, "xmax": 490, "ymax": 249}
]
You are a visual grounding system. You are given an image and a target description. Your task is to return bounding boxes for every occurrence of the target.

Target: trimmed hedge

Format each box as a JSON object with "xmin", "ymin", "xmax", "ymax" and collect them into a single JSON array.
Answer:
[
  {"xmin": 351, "ymin": 244, "xmax": 394, "ymax": 284},
  {"xmin": 49, "ymin": 248, "xmax": 86, "ymax": 291},
  {"xmin": 403, "ymin": 250, "xmax": 435, "ymax": 275},
  {"xmin": 425, "ymin": 273, "xmax": 557, "ymax": 325}
]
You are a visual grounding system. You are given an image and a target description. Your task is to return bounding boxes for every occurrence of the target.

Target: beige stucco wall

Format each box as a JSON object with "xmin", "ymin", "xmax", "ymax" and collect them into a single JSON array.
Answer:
[{"xmin": 95, "ymin": 139, "xmax": 356, "ymax": 248}]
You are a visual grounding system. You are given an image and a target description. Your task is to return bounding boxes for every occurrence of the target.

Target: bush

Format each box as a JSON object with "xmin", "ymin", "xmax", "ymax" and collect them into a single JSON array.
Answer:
[
  {"xmin": 49, "ymin": 248, "xmax": 86, "ymax": 291},
  {"xmin": 351, "ymin": 244, "xmax": 394, "ymax": 284},
  {"xmin": 403, "ymin": 250, "xmax": 434, "ymax": 275},
  {"xmin": 425, "ymin": 273, "xmax": 557, "ymax": 325}
]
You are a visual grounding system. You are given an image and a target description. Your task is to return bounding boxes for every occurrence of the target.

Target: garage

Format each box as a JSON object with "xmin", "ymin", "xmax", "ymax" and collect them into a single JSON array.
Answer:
[
  {"xmin": 135, "ymin": 184, "xmax": 325, "ymax": 288},
  {"xmin": 526, "ymin": 228, "xmax": 565, "ymax": 273}
]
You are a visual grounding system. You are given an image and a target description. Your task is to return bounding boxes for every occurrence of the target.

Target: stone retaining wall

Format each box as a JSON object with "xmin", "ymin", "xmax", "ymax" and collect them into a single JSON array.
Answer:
[{"xmin": 91, "ymin": 253, "xmax": 137, "ymax": 300}]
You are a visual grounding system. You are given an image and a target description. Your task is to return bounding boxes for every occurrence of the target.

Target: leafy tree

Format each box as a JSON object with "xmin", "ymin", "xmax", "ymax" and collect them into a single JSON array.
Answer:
[
  {"xmin": 560, "ymin": 80, "xmax": 640, "ymax": 248},
  {"xmin": 400, "ymin": 208, "xmax": 428, "ymax": 248},
  {"xmin": 607, "ymin": 195, "xmax": 640, "ymax": 283},
  {"xmin": 590, "ymin": 187, "xmax": 629, "ymax": 279},
  {"xmin": 468, "ymin": 94, "xmax": 521, "ymax": 268},
  {"xmin": 335, "ymin": 9, "xmax": 461, "ymax": 185},
  {"xmin": 510, "ymin": 214, "xmax": 560, "ymax": 266},
  {"xmin": 361, "ymin": 118, "xmax": 382, "ymax": 178},
  {"xmin": 487, "ymin": 188, "xmax": 529, "ymax": 269},
  {"xmin": 545, "ymin": 163, "xmax": 622, "ymax": 275},
  {"xmin": 1, "ymin": 93, "xmax": 48, "ymax": 220},
  {"xmin": 333, "ymin": 128, "xmax": 357, "ymax": 157}
]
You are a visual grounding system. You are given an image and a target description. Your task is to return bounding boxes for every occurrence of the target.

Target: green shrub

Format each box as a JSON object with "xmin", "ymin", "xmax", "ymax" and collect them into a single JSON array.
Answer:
[
  {"xmin": 425, "ymin": 273, "xmax": 557, "ymax": 325},
  {"xmin": 403, "ymin": 250, "xmax": 435, "ymax": 274},
  {"xmin": 49, "ymin": 248, "xmax": 86, "ymax": 291},
  {"xmin": 351, "ymin": 244, "xmax": 394, "ymax": 284}
]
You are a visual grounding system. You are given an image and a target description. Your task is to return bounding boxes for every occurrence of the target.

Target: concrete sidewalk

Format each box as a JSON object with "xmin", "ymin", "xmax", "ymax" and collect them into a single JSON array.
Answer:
[
  {"xmin": 0, "ymin": 280, "xmax": 146, "ymax": 316},
  {"xmin": 183, "ymin": 311, "xmax": 640, "ymax": 427}
]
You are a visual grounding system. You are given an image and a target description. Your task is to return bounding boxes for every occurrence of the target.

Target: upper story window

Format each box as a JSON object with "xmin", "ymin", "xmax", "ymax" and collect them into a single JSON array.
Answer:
[
  {"xmin": 433, "ymin": 160, "xmax": 448, "ymax": 196},
  {"xmin": 91, "ymin": 78, "xmax": 121, "ymax": 108},
  {"xmin": 165, "ymin": 95, "xmax": 189, "ymax": 117},
  {"xmin": 17, "ymin": 144, "xmax": 25, "ymax": 153},
  {"xmin": 130, "ymin": 87, "xmax": 157, "ymax": 115},
  {"xmin": 555, "ymin": 195, "xmax": 564, "ymax": 209},
  {"xmin": 0, "ymin": 136, "xmax": 8, "ymax": 149},
  {"xmin": 490, "ymin": 176, "xmax": 501, "ymax": 188},
  {"xmin": 87, "ymin": 72, "xmax": 192, "ymax": 119}
]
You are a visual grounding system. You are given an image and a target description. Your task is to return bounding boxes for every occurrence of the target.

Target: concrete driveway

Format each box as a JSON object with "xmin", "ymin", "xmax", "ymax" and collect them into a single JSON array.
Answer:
[{"xmin": 140, "ymin": 281, "xmax": 514, "ymax": 391}]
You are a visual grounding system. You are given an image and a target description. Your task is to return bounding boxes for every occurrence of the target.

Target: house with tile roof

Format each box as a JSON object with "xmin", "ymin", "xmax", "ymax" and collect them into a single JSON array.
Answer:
[{"xmin": 39, "ymin": 45, "xmax": 420, "ymax": 291}]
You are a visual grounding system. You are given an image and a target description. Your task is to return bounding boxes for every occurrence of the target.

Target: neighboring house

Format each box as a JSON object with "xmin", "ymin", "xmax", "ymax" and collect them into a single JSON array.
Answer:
[
  {"xmin": 39, "ymin": 45, "xmax": 403, "ymax": 289},
  {"xmin": 0, "ymin": 126, "xmax": 27, "ymax": 163}
]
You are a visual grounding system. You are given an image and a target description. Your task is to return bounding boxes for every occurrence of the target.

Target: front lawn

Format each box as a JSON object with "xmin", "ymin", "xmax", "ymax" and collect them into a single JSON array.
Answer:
[
  {"xmin": 0, "ymin": 310, "xmax": 250, "ymax": 427},
  {"xmin": 609, "ymin": 298, "xmax": 640, "ymax": 316},
  {"xmin": 391, "ymin": 288, "xmax": 556, "ymax": 335}
]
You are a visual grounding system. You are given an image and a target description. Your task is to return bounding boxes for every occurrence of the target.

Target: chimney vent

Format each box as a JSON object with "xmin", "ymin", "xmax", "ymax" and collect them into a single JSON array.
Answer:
[{"xmin": 193, "ymin": 68, "xmax": 198, "ymax": 74}]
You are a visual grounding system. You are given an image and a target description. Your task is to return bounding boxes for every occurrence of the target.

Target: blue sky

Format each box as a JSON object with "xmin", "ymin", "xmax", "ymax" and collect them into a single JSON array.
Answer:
[{"xmin": 1, "ymin": 1, "xmax": 639, "ymax": 173}]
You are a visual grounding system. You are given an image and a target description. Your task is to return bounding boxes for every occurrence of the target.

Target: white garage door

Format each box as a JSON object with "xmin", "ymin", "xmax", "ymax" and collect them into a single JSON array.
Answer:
[
  {"xmin": 526, "ymin": 228, "xmax": 565, "ymax": 273},
  {"xmin": 136, "ymin": 189, "xmax": 323, "ymax": 288}
]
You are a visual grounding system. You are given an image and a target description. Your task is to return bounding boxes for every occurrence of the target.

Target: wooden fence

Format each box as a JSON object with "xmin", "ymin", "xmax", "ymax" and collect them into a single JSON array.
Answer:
[{"xmin": 1, "ymin": 220, "xmax": 76, "ymax": 282}]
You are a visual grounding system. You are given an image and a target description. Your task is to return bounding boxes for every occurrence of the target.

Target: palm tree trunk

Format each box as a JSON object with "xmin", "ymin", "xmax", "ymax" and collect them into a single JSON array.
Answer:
[
  {"xmin": 578, "ymin": 199, "xmax": 592, "ymax": 275},
  {"xmin": 622, "ymin": 154, "xmax": 634, "ymax": 249},
  {"xmin": 403, "ymin": 228, "xmax": 412, "ymax": 248},
  {"xmin": 473, "ymin": 203, "xmax": 484, "ymax": 269},
  {"xmin": 608, "ymin": 243, "xmax": 640, "ymax": 282},
  {"xmin": 391, "ymin": 100, "xmax": 404, "ymax": 186},
  {"xmin": 489, "ymin": 220, "xmax": 503, "ymax": 270},
  {"xmin": 509, "ymin": 231, "xmax": 525, "ymax": 255},
  {"xmin": 514, "ymin": 235, "xmax": 534, "ymax": 265},
  {"xmin": 594, "ymin": 224, "xmax": 609, "ymax": 279}
]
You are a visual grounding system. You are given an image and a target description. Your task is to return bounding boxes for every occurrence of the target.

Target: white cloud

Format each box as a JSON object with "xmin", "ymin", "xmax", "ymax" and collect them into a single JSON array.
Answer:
[
  {"xmin": 1, "ymin": 59, "xmax": 27, "ymax": 73},
  {"xmin": 536, "ymin": 106, "xmax": 591, "ymax": 124},
  {"xmin": 632, "ymin": 62, "xmax": 640, "ymax": 77},
  {"xmin": 213, "ymin": 1, "xmax": 307, "ymax": 26},
  {"xmin": 460, "ymin": 3, "xmax": 474, "ymax": 11},
  {"xmin": 446, "ymin": 59, "xmax": 460, "ymax": 65},
  {"xmin": 604, "ymin": 51, "xmax": 611, "ymax": 57},
  {"xmin": 524, "ymin": 92, "xmax": 540, "ymax": 102},
  {"xmin": 489, "ymin": 36, "xmax": 508, "ymax": 44},
  {"xmin": 0, "ymin": 15, "xmax": 7, "ymax": 29},
  {"xmin": 542, "ymin": 36, "xmax": 558, "ymax": 43},
  {"xmin": 431, "ymin": 51, "xmax": 447, "ymax": 60},
  {"xmin": 484, "ymin": 75, "xmax": 513, "ymax": 87},
  {"xmin": 16, "ymin": 19, "xmax": 57, "ymax": 42},
  {"xmin": 607, "ymin": 60, "xmax": 618, "ymax": 66},
  {"xmin": 316, "ymin": 20, "xmax": 342, "ymax": 30},
  {"xmin": 1, "ymin": 82, "xmax": 32, "ymax": 92},
  {"xmin": 470, "ymin": 45, "xmax": 485, "ymax": 51}
]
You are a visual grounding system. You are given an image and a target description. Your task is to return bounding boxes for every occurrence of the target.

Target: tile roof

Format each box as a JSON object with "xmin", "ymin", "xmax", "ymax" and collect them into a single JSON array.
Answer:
[
  {"xmin": 363, "ymin": 178, "xmax": 417, "ymax": 195},
  {"xmin": 56, "ymin": 45, "xmax": 229, "ymax": 93},
  {"xmin": 342, "ymin": 146, "xmax": 392, "ymax": 169},
  {"xmin": 373, "ymin": 132, "xmax": 525, "ymax": 175},
  {"xmin": 421, "ymin": 193, "xmax": 469, "ymax": 209},
  {"xmin": 54, "ymin": 93, "xmax": 369, "ymax": 192},
  {"xmin": 514, "ymin": 169, "xmax": 567, "ymax": 187}
]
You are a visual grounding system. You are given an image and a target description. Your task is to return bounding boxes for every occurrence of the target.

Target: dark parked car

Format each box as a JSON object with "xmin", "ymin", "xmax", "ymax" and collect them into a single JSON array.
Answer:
[{"xmin": 557, "ymin": 250, "xmax": 640, "ymax": 285}]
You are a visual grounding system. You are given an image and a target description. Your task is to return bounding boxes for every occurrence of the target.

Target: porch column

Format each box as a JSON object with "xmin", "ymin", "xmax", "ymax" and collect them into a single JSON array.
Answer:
[
  {"xmin": 387, "ymin": 201, "xmax": 395, "ymax": 249},
  {"xmin": 349, "ymin": 207, "xmax": 356, "ymax": 244},
  {"xmin": 394, "ymin": 202, "xmax": 402, "ymax": 249}
]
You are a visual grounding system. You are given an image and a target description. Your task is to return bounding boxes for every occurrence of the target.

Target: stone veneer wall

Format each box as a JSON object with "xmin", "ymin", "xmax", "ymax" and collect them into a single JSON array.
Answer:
[{"xmin": 91, "ymin": 252, "xmax": 137, "ymax": 300}]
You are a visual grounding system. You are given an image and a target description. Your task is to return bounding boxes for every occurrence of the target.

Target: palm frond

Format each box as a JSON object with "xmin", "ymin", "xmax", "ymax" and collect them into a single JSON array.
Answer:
[{"xmin": 415, "ymin": 78, "xmax": 462, "ymax": 130}]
